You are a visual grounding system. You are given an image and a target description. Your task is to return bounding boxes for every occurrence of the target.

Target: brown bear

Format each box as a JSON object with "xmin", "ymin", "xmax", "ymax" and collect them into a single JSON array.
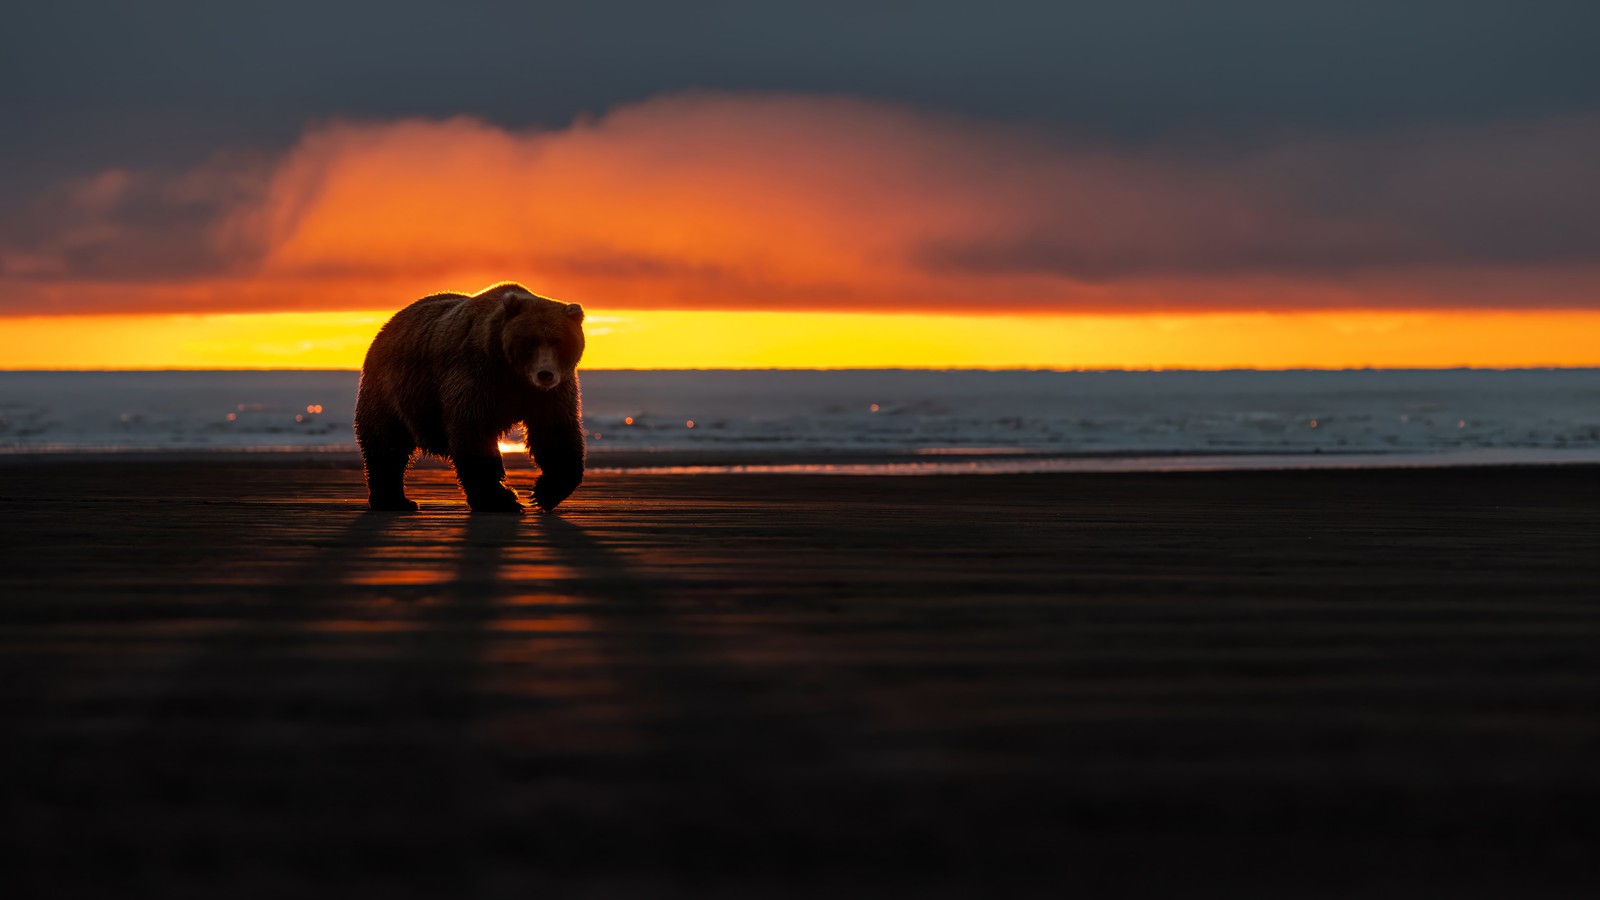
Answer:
[{"xmin": 355, "ymin": 282, "xmax": 586, "ymax": 513}]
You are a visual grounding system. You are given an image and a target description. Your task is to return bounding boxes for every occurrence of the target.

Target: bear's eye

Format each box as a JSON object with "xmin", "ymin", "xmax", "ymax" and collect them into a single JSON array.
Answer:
[{"xmin": 549, "ymin": 338, "xmax": 564, "ymax": 349}]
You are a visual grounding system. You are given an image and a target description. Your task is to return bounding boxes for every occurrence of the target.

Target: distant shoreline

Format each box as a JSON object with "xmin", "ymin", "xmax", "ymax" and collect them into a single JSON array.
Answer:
[
  {"xmin": 6, "ymin": 365, "xmax": 1600, "ymax": 374},
  {"xmin": 4, "ymin": 446, "xmax": 1600, "ymax": 475}
]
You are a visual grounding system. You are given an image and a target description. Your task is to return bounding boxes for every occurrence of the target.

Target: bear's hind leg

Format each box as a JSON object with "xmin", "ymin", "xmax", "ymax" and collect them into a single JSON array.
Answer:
[
  {"xmin": 449, "ymin": 435, "xmax": 524, "ymax": 513},
  {"xmin": 364, "ymin": 448, "xmax": 419, "ymax": 511},
  {"xmin": 358, "ymin": 419, "xmax": 419, "ymax": 512}
]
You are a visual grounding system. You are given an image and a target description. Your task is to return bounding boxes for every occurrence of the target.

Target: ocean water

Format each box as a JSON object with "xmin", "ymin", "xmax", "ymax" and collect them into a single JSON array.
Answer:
[{"xmin": 3, "ymin": 369, "xmax": 1599, "ymax": 471}]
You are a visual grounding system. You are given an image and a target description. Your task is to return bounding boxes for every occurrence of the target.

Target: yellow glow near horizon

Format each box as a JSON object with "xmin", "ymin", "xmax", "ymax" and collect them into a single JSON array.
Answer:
[{"xmin": 3, "ymin": 309, "xmax": 1600, "ymax": 370}]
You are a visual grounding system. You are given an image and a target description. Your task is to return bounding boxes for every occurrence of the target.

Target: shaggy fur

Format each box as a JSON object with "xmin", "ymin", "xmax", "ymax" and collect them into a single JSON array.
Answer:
[{"xmin": 355, "ymin": 282, "xmax": 586, "ymax": 512}]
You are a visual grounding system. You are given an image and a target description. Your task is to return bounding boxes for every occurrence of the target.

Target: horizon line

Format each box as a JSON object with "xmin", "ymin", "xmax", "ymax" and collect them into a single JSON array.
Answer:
[{"xmin": 6, "ymin": 365, "xmax": 1600, "ymax": 375}]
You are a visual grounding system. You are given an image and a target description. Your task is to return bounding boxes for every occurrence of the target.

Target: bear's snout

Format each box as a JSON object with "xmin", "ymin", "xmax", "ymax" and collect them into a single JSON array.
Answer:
[{"xmin": 529, "ymin": 345, "xmax": 562, "ymax": 390}]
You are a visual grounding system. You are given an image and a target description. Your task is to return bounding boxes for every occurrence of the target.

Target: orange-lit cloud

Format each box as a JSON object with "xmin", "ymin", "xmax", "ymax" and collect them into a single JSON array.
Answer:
[{"xmin": 4, "ymin": 93, "xmax": 1600, "ymax": 317}]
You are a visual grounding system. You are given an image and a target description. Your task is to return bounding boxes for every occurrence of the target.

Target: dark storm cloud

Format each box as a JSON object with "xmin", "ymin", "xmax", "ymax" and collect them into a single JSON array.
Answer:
[
  {"xmin": 916, "ymin": 115, "xmax": 1600, "ymax": 280},
  {"xmin": 6, "ymin": 1, "xmax": 1600, "ymax": 139},
  {"xmin": 0, "ymin": 150, "xmax": 271, "ymax": 282}
]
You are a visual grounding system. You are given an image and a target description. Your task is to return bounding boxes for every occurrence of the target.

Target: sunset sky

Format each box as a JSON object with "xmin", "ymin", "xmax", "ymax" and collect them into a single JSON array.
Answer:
[{"xmin": 5, "ymin": 2, "xmax": 1600, "ymax": 369}]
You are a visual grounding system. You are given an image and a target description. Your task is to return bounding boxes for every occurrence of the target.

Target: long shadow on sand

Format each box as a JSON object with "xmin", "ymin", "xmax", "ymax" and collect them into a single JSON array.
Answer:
[
  {"xmin": 11, "ymin": 507, "xmax": 530, "ymax": 897},
  {"xmin": 537, "ymin": 514, "xmax": 855, "ymax": 764},
  {"xmin": 14, "ymin": 489, "xmax": 902, "ymax": 895},
  {"xmin": 491, "ymin": 515, "xmax": 904, "ymax": 883}
]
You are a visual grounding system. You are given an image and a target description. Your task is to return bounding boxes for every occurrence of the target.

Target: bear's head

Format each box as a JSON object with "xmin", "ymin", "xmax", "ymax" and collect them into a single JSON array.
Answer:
[{"xmin": 498, "ymin": 293, "xmax": 586, "ymax": 391}]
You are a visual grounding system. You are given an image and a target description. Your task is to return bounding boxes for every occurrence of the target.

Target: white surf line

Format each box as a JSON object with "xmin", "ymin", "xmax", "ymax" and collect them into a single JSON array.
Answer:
[{"xmin": 591, "ymin": 447, "xmax": 1600, "ymax": 476}]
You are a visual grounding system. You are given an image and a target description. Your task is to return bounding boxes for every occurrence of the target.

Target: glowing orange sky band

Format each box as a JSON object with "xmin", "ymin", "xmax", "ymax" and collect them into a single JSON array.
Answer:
[{"xmin": 4, "ymin": 309, "xmax": 1600, "ymax": 370}]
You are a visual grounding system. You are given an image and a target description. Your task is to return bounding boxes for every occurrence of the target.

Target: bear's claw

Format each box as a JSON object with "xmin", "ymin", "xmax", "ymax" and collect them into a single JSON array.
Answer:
[{"xmin": 530, "ymin": 483, "xmax": 577, "ymax": 512}]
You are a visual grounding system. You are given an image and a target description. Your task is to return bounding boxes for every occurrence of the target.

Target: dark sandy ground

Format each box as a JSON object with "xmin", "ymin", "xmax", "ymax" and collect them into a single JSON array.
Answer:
[{"xmin": 2, "ymin": 458, "xmax": 1599, "ymax": 898}]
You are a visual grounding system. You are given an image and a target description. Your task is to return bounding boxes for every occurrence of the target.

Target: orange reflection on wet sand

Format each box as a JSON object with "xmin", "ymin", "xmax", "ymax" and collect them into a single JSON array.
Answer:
[
  {"xmin": 303, "ymin": 620, "xmax": 426, "ymax": 634},
  {"xmin": 345, "ymin": 568, "xmax": 458, "ymax": 586},
  {"xmin": 492, "ymin": 562, "xmax": 579, "ymax": 585},
  {"xmin": 343, "ymin": 544, "xmax": 457, "ymax": 586},
  {"xmin": 490, "ymin": 615, "xmax": 593, "ymax": 634}
]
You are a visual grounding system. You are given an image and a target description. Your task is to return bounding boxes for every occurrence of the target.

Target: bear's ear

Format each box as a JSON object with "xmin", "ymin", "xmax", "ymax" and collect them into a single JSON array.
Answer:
[{"xmin": 564, "ymin": 303, "xmax": 584, "ymax": 323}]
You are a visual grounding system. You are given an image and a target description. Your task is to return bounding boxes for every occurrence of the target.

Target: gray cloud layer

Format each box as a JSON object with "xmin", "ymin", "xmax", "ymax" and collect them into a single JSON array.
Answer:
[
  {"xmin": 6, "ymin": 1, "xmax": 1599, "ymax": 170},
  {"xmin": 9, "ymin": 1, "xmax": 1598, "ymax": 126},
  {"xmin": 6, "ymin": 1, "xmax": 1593, "ymax": 186}
]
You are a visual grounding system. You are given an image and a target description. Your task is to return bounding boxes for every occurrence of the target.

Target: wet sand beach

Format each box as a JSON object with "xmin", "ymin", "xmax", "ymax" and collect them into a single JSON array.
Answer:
[{"xmin": 3, "ymin": 459, "xmax": 1599, "ymax": 897}]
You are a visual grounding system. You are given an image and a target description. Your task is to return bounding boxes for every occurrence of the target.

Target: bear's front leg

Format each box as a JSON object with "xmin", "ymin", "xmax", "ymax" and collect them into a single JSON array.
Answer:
[
  {"xmin": 525, "ymin": 420, "xmax": 584, "ymax": 512},
  {"xmin": 449, "ymin": 438, "xmax": 524, "ymax": 513},
  {"xmin": 531, "ymin": 450, "xmax": 583, "ymax": 512}
]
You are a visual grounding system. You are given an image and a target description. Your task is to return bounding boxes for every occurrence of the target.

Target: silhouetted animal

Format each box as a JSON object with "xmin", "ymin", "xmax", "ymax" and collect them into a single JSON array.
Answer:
[{"xmin": 355, "ymin": 282, "xmax": 585, "ymax": 512}]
